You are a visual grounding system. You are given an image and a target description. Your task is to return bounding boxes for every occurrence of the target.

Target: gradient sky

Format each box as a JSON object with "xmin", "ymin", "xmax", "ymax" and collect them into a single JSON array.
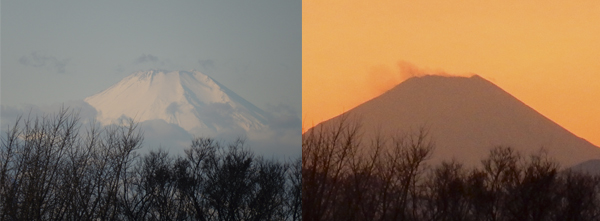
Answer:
[
  {"xmin": 2, "ymin": 0, "xmax": 300, "ymax": 115},
  {"xmin": 303, "ymin": 1, "xmax": 600, "ymax": 146}
]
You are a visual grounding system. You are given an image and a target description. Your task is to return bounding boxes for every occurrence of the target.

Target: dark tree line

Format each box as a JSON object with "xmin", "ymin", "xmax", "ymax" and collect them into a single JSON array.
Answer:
[
  {"xmin": 303, "ymin": 116, "xmax": 600, "ymax": 221},
  {"xmin": 1, "ymin": 108, "xmax": 301, "ymax": 220}
]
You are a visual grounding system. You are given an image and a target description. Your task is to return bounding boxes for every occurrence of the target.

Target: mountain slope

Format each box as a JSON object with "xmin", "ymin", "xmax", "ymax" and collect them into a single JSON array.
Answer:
[
  {"xmin": 85, "ymin": 70, "xmax": 268, "ymax": 134},
  {"xmin": 312, "ymin": 75, "xmax": 600, "ymax": 167},
  {"xmin": 569, "ymin": 159, "xmax": 600, "ymax": 175}
]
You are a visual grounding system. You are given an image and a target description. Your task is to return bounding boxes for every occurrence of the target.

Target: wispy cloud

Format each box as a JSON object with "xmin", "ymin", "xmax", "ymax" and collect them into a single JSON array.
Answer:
[
  {"xmin": 119, "ymin": 54, "xmax": 170, "ymax": 74},
  {"xmin": 246, "ymin": 103, "xmax": 301, "ymax": 157},
  {"xmin": 367, "ymin": 61, "xmax": 455, "ymax": 94},
  {"xmin": 198, "ymin": 59, "xmax": 215, "ymax": 70},
  {"xmin": 264, "ymin": 103, "xmax": 301, "ymax": 131},
  {"xmin": 19, "ymin": 52, "xmax": 69, "ymax": 74},
  {"xmin": 133, "ymin": 53, "xmax": 173, "ymax": 68},
  {"xmin": 134, "ymin": 53, "xmax": 160, "ymax": 64}
]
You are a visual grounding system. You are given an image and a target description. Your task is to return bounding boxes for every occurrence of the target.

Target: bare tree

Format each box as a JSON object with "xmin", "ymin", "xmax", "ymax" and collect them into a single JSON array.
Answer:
[
  {"xmin": 302, "ymin": 115, "xmax": 361, "ymax": 220},
  {"xmin": 287, "ymin": 157, "xmax": 302, "ymax": 221},
  {"xmin": 302, "ymin": 116, "xmax": 433, "ymax": 221},
  {"xmin": 425, "ymin": 161, "xmax": 469, "ymax": 221},
  {"xmin": 2, "ymin": 107, "xmax": 297, "ymax": 220},
  {"xmin": 302, "ymin": 118, "xmax": 600, "ymax": 221}
]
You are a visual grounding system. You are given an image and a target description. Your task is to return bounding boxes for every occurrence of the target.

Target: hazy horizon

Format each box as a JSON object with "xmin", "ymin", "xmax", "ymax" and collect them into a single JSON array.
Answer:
[
  {"xmin": 1, "ymin": 1, "xmax": 301, "ymax": 157},
  {"xmin": 2, "ymin": 1, "xmax": 300, "ymax": 114},
  {"xmin": 303, "ymin": 1, "xmax": 600, "ymax": 147}
]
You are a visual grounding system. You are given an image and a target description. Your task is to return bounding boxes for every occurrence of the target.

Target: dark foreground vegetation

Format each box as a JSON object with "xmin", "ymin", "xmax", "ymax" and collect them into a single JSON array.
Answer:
[
  {"xmin": 303, "ymin": 117, "xmax": 600, "ymax": 221},
  {"xmin": 1, "ymin": 108, "xmax": 301, "ymax": 220}
]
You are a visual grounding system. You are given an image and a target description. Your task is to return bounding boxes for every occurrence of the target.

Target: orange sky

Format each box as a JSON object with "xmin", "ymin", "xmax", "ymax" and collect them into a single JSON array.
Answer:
[{"xmin": 303, "ymin": 1, "xmax": 600, "ymax": 146}]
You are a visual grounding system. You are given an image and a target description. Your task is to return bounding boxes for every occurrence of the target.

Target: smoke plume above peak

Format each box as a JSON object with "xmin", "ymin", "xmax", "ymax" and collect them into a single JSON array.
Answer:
[{"xmin": 367, "ymin": 61, "xmax": 465, "ymax": 95}]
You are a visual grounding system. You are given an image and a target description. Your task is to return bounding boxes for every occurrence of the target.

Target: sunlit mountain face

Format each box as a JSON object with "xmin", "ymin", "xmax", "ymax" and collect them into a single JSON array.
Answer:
[{"xmin": 85, "ymin": 70, "xmax": 268, "ymax": 135}]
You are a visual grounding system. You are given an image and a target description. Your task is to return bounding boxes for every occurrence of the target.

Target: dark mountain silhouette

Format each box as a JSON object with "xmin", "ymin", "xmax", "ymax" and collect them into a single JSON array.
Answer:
[
  {"xmin": 311, "ymin": 75, "xmax": 600, "ymax": 167},
  {"xmin": 569, "ymin": 159, "xmax": 600, "ymax": 175}
]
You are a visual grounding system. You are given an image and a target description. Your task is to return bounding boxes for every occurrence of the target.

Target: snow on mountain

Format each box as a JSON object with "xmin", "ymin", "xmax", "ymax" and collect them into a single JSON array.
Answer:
[
  {"xmin": 85, "ymin": 70, "xmax": 268, "ymax": 134},
  {"xmin": 310, "ymin": 75, "xmax": 600, "ymax": 167}
]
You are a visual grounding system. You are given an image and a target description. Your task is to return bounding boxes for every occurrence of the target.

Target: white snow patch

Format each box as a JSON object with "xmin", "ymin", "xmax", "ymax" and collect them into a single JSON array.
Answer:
[{"xmin": 85, "ymin": 70, "xmax": 268, "ymax": 134}]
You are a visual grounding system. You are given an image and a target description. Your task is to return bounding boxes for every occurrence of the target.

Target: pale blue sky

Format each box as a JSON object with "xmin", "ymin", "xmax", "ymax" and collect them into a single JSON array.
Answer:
[{"xmin": 1, "ymin": 1, "xmax": 301, "ymax": 115}]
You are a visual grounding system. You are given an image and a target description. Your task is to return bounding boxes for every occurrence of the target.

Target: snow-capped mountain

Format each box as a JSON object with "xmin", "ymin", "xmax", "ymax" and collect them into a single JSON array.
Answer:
[
  {"xmin": 310, "ymin": 75, "xmax": 600, "ymax": 167},
  {"xmin": 85, "ymin": 70, "xmax": 268, "ymax": 134}
]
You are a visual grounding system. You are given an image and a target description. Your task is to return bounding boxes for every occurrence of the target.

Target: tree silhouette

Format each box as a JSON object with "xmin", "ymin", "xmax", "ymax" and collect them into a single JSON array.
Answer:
[
  {"xmin": 302, "ymin": 117, "xmax": 600, "ymax": 221},
  {"xmin": 1, "ymin": 107, "xmax": 300, "ymax": 220}
]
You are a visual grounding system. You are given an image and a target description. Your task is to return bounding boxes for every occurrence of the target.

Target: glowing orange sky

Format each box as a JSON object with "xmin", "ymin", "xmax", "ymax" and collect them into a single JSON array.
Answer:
[{"xmin": 303, "ymin": 1, "xmax": 600, "ymax": 146}]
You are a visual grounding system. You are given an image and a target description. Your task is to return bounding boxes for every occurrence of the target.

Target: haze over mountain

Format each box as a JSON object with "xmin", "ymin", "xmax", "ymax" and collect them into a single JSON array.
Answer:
[
  {"xmin": 312, "ymin": 75, "xmax": 600, "ymax": 167},
  {"xmin": 1, "ymin": 69, "xmax": 299, "ymax": 157},
  {"xmin": 85, "ymin": 70, "xmax": 269, "ymax": 136}
]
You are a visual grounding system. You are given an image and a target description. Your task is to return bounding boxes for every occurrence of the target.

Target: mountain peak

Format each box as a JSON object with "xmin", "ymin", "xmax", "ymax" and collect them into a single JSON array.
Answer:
[
  {"xmin": 314, "ymin": 74, "xmax": 600, "ymax": 167},
  {"xmin": 85, "ymin": 70, "xmax": 267, "ymax": 135}
]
